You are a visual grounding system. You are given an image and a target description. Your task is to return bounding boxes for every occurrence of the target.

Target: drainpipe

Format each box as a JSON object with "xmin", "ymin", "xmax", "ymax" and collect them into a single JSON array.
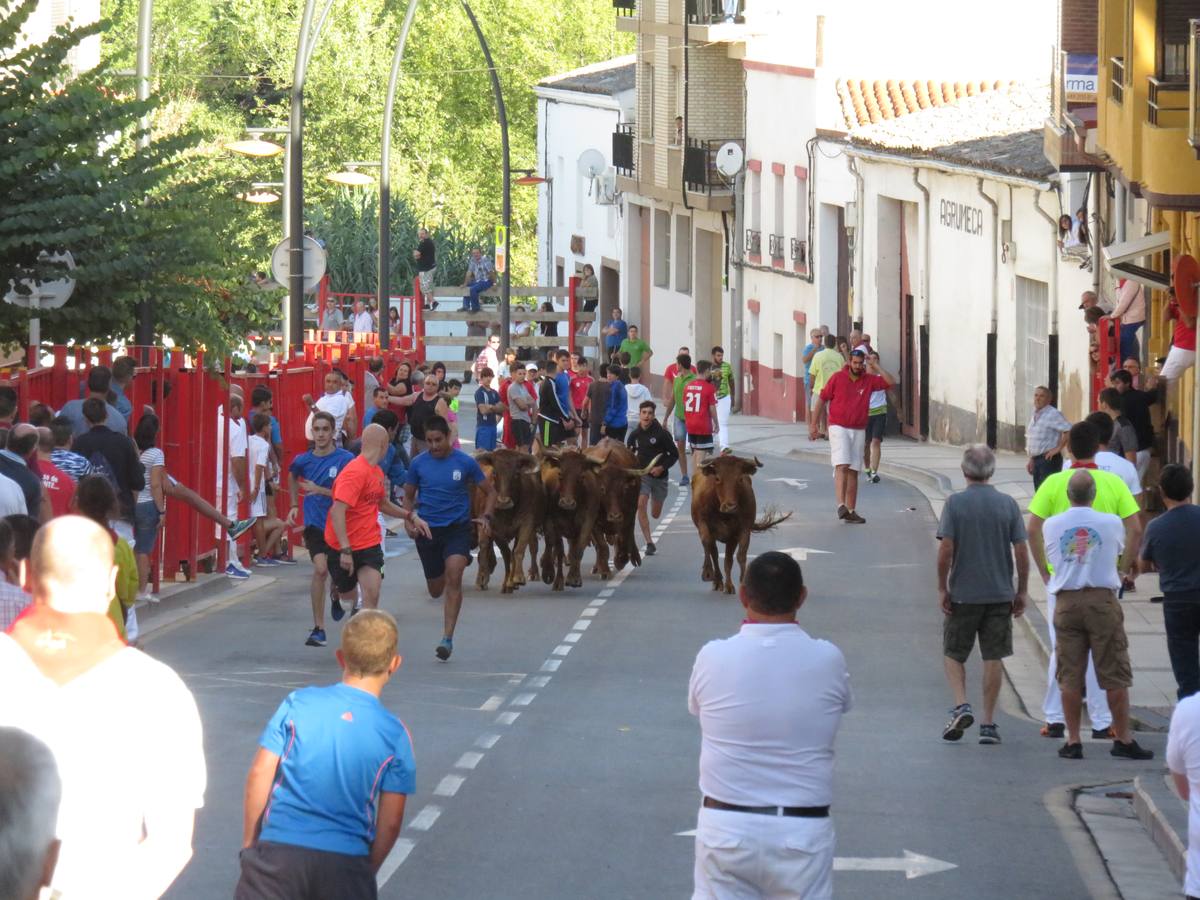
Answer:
[
  {"xmin": 911, "ymin": 169, "xmax": 930, "ymax": 326},
  {"xmin": 847, "ymin": 156, "xmax": 864, "ymax": 329},
  {"xmin": 977, "ymin": 179, "xmax": 999, "ymax": 448},
  {"xmin": 912, "ymin": 168, "xmax": 931, "ymax": 439},
  {"xmin": 731, "ymin": 167, "xmax": 745, "ymax": 412},
  {"xmin": 1032, "ymin": 189, "xmax": 1061, "ymax": 403}
]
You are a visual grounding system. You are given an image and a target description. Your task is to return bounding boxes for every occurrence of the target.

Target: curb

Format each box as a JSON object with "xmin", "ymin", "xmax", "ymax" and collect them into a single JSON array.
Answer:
[
  {"xmin": 1133, "ymin": 773, "xmax": 1187, "ymax": 885},
  {"xmin": 137, "ymin": 572, "xmax": 277, "ymax": 638}
]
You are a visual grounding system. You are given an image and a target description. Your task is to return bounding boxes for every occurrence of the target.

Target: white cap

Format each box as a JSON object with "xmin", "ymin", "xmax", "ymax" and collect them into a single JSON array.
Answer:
[{"xmin": 525, "ymin": 362, "xmax": 538, "ymax": 371}]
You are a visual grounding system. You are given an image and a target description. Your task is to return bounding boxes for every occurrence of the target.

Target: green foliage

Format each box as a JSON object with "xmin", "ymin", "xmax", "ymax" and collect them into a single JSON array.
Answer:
[{"xmin": 0, "ymin": 0, "xmax": 280, "ymax": 356}]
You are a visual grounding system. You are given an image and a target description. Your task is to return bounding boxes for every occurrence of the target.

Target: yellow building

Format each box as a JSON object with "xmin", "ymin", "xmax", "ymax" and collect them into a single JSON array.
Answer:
[{"xmin": 1095, "ymin": 0, "xmax": 1200, "ymax": 471}]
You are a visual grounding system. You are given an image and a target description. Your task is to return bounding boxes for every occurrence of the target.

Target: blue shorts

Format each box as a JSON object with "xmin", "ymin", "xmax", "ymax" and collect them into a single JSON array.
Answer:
[
  {"xmin": 134, "ymin": 501, "xmax": 161, "ymax": 554},
  {"xmin": 415, "ymin": 520, "xmax": 474, "ymax": 581},
  {"xmin": 672, "ymin": 417, "xmax": 687, "ymax": 442},
  {"xmin": 475, "ymin": 423, "xmax": 498, "ymax": 451}
]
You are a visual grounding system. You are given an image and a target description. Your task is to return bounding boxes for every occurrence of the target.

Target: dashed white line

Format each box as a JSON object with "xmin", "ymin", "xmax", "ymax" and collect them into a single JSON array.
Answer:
[
  {"xmin": 589, "ymin": 598, "xmax": 607, "ymax": 608},
  {"xmin": 479, "ymin": 695, "xmax": 505, "ymax": 712},
  {"xmin": 527, "ymin": 675, "xmax": 551, "ymax": 688},
  {"xmin": 563, "ymin": 632, "xmax": 582, "ymax": 644},
  {"xmin": 495, "ymin": 711, "xmax": 521, "ymax": 725},
  {"xmin": 511, "ymin": 692, "xmax": 536, "ymax": 706},
  {"xmin": 434, "ymin": 775, "xmax": 465, "ymax": 797},
  {"xmin": 476, "ymin": 733, "xmax": 501, "ymax": 749},
  {"xmin": 455, "ymin": 752, "xmax": 485, "ymax": 770},
  {"xmin": 540, "ymin": 659, "xmax": 562, "ymax": 672},
  {"xmin": 408, "ymin": 805, "xmax": 442, "ymax": 831},
  {"xmin": 572, "ymin": 619, "xmax": 591, "ymax": 631},
  {"xmin": 598, "ymin": 588, "xmax": 616, "ymax": 598},
  {"xmin": 581, "ymin": 608, "xmax": 598, "ymax": 617},
  {"xmin": 376, "ymin": 837, "xmax": 415, "ymax": 887},
  {"xmin": 553, "ymin": 644, "xmax": 573, "ymax": 656}
]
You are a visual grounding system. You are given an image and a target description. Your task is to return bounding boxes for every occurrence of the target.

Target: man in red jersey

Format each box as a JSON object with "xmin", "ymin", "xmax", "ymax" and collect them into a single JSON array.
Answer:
[{"xmin": 683, "ymin": 360, "xmax": 720, "ymax": 472}]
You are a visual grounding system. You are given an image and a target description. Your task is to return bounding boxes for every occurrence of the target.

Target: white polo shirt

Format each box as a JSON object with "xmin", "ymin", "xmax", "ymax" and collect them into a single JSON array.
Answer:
[
  {"xmin": 1095, "ymin": 450, "xmax": 1141, "ymax": 498},
  {"xmin": 688, "ymin": 623, "xmax": 852, "ymax": 808},
  {"xmin": 1168, "ymin": 695, "xmax": 1200, "ymax": 898}
]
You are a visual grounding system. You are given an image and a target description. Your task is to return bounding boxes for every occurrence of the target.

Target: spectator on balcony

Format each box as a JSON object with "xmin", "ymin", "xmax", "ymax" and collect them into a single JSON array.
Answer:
[
  {"xmin": 674, "ymin": 115, "xmax": 683, "ymax": 145},
  {"xmin": 1162, "ymin": 288, "xmax": 1197, "ymax": 384},
  {"xmin": 321, "ymin": 303, "xmax": 344, "ymax": 332},
  {"xmin": 722, "ymin": 0, "xmax": 738, "ymax": 22},
  {"xmin": 603, "ymin": 307, "xmax": 629, "ymax": 361},
  {"xmin": 462, "ymin": 247, "xmax": 495, "ymax": 313},
  {"xmin": 1111, "ymin": 278, "xmax": 1146, "ymax": 365},
  {"xmin": 578, "ymin": 264, "xmax": 599, "ymax": 336},
  {"xmin": 413, "ymin": 227, "xmax": 437, "ymax": 309}
]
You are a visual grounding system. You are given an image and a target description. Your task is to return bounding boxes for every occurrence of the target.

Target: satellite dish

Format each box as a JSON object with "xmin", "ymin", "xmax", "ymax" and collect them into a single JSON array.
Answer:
[
  {"xmin": 715, "ymin": 142, "xmax": 745, "ymax": 178},
  {"xmin": 577, "ymin": 149, "xmax": 606, "ymax": 179},
  {"xmin": 4, "ymin": 250, "xmax": 76, "ymax": 309}
]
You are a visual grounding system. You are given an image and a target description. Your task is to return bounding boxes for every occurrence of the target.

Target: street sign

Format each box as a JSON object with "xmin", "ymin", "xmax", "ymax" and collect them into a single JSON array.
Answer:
[
  {"xmin": 494, "ymin": 225, "xmax": 507, "ymax": 274},
  {"xmin": 271, "ymin": 236, "xmax": 327, "ymax": 292}
]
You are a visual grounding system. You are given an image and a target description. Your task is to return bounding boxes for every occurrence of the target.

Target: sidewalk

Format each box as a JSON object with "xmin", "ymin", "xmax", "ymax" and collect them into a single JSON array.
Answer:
[{"xmin": 722, "ymin": 412, "xmax": 1177, "ymax": 726}]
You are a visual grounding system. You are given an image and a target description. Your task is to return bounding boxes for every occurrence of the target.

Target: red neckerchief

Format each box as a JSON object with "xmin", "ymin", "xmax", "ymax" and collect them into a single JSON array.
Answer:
[{"xmin": 1070, "ymin": 461, "xmax": 1098, "ymax": 469}]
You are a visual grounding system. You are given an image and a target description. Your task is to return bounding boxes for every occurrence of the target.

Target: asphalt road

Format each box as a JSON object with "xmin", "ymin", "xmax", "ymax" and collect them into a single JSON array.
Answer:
[{"xmin": 151, "ymin": 440, "xmax": 1163, "ymax": 899}]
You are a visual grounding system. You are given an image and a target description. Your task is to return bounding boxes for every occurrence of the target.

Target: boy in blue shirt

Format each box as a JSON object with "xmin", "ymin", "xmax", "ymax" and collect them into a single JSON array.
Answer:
[
  {"xmin": 603, "ymin": 364, "xmax": 630, "ymax": 442},
  {"xmin": 237, "ymin": 609, "xmax": 415, "ymax": 899},
  {"xmin": 474, "ymin": 367, "xmax": 501, "ymax": 451}
]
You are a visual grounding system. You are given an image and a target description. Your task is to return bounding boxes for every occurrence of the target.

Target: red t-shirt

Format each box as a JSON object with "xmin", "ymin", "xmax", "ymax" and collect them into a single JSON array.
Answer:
[
  {"xmin": 1170, "ymin": 300, "xmax": 1197, "ymax": 351},
  {"xmin": 664, "ymin": 363, "xmax": 698, "ymax": 388},
  {"xmin": 40, "ymin": 460, "xmax": 74, "ymax": 518},
  {"xmin": 683, "ymin": 378, "xmax": 718, "ymax": 434},
  {"xmin": 821, "ymin": 369, "xmax": 889, "ymax": 429},
  {"xmin": 499, "ymin": 379, "xmax": 515, "ymax": 449},
  {"xmin": 324, "ymin": 455, "xmax": 386, "ymax": 551},
  {"xmin": 569, "ymin": 373, "xmax": 593, "ymax": 412}
]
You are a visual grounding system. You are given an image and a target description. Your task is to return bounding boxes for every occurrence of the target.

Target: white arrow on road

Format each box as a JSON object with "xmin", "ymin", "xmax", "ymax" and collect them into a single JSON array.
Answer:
[
  {"xmin": 779, "ymin": 546, "xmax": 831, "ymax": 562},
  {"xmin": 834, "ymin": 850, "xmax": 957, "ymax": 879},
  {"xmin": 768, "ymin": 477, "xmax": 808, "ymax": 490}
]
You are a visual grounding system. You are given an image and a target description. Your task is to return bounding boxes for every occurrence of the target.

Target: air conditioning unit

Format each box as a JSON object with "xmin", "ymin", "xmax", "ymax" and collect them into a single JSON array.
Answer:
[{"xmin": 594, "ymin": 171, "xmax": 618, "ymax": 206}]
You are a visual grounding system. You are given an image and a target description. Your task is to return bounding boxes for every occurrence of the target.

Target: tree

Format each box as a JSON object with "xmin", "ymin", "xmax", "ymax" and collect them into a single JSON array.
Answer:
[{"xmin": 0, "ymin": 0, "xmax": 279, "ymax": 356}]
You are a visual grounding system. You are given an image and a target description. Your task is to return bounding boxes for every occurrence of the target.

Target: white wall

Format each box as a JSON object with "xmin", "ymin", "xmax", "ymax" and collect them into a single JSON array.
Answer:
[{"xmin": 21, "ymin": 0, "xmax": 101, "ymax": 75}]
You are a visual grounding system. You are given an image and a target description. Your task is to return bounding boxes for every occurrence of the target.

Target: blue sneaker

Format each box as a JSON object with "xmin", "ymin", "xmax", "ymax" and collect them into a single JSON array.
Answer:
[
  {"xmin": 256, "ymin": 557, "xmax": 280, "ymax": 568},
  {"xmin": 331, "ymin": 596, "xmax": 346, "ymax": 622},
  {"xmin": 436, "ymin": 637, "xmax": 453, "ymax": 661},
  {"xmin": 224, "ymin": 562, "xmax": 250, "ymax": 580},
  {"xmin": 271, "ymin": 555, "xmax": 298, "ymax": 566},
  {"xmin": 680, "ymin": 475, "xmax": 690, "ymax": 487},
  {"xmin": 305, "ymin": 627, "xmax": 327, "ymax": 647}
]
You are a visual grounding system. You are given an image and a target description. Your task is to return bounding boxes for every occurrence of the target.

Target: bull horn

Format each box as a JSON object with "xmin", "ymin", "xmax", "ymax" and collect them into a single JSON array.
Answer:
[
  {"xmin": 541, "ymin": 447, "xmax": 562, "ymax": 461},
  {"xmin": 623, "ymin": 453, "xmax": 663, "ymax": 477},
  {"xmin": 521, "ymin": 459, "xmax": 542, "ymax": 475},
  {"xmin": 753, "ymin": 456, "xmax": 764, "ymax": 468}
]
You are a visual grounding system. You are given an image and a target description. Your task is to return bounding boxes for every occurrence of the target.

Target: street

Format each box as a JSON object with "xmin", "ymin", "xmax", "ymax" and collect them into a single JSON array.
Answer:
[{"xmin": 148, "ymin": 441, "xmax": 1161, "ymax": 900}]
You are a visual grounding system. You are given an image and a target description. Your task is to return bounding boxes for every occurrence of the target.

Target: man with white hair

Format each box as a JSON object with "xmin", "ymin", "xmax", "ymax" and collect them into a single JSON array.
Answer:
[
  {"xmin": 0, "ymin": 516, "xmax": 207, "ymax": 898},
  {"xmin": 0, "ymin": 726, "xmax": 61, "ymax": 900},
  {"xmin": 937, "ymin": 445, "xmax": 1030, "ymax": 745}
]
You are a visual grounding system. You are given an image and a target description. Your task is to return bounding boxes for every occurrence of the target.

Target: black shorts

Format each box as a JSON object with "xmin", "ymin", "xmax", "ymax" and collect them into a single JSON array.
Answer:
[
  {"xmin": 324, "ymin": 544, "xmax": 384, "ymax": 595},
  {"xmin": 415, "ymin": 521, "xmax": 474, "ymax": 581},
  {"xmin": 303, "ymin": 525, "xmax": 329, "ymax": 559},
  {"xmin": 236, "ymin": 841, "xmax": 376, "ymax": 900},
  {"xmin": 603, "ymin": 423, "xmax": 628, "ymax": 442},
  {"xmin": 688, "ymin": 432, "xmax": 714, "ymax": 451},
  {"xmin": 589, "ymin": 418, "xmax": 605, "ymax": 446},
  {"xmin": 865, "ymin": 413, "xmax": 886, "ymax": 442},
  {"xmin": 540, "ymin": 418, "xmax": 567, "ymax": 446},
  {"xmin": 512, "ymin": 419, "xmax": 532, "ymax": 448}
]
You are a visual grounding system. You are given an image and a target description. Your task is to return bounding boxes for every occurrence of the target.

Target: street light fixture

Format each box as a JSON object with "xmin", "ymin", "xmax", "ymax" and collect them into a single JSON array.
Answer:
[
  {"xmin": 327, "ymin": 161, "xmax": 380, "ymax": 187},
  {"xmin": 238, "ymin": 182, "xmax": 284, "ymax": 204}
]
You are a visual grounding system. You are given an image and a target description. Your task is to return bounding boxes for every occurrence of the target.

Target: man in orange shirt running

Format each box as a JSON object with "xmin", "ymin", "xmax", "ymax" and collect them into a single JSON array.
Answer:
[{"xmin": 325, "ymin": 425, "xmax": 430, "ymax": 612}]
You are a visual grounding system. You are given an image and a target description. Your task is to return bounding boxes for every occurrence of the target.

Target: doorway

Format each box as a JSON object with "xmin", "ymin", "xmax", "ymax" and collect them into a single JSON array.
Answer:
[{"xmin": 901, "ymin": 293, "xmax": 919, "ymax": 437}]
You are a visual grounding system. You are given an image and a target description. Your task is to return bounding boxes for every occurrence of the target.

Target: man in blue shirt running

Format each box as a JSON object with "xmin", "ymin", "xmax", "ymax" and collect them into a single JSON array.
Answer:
[
  {"xmin": 404, "ymin": 416, "xmax": 496, "ymax": 661},
  {"xmin": 287, "ymin": 411, "xmax": 355, "ymax": 648},
  {"xmin": 237, "ymin": 610, "xmax": 415, "ymax": 899}
]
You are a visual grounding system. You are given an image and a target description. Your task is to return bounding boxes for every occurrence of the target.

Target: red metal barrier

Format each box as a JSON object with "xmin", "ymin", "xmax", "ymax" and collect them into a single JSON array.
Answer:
[
  {"xmin": 567, "ymin": 275, "xmax": 580, "ymax": 354},
  {"xmin": 1092, "ymin": 314, "xmax": 1121, "ymax": 410}
]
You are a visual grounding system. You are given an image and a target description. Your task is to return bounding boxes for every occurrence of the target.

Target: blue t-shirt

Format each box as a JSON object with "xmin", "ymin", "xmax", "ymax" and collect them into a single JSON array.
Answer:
[
  {"xmin": 111, "ymin": 385, "xmax": 133, "ymax": 418},
  {"xmin": 474, "ymin": 386, "xmax": 500, "ymax": 426},
  {"xmin": 289, "ymin": 448, "xmax": 355, "ymax": 528},
  {"xmin": 553, "ymin": 371, "xmax": 574, "ymax": 415},
  {"xmin": 605, "ymin": 379, "xmax": 628, "ymax": 427},
  {"xmin": 363, "ymin": 406, "xmax": 380, "ymax": 427},
  {"xmin": 405, "ymin": 449, "xmax": 485, "ymax": 527},
  {"xmin": 257, "ymin": 684, "xmax": 416, "ymax": 856},
  {"xmin": 270, "ymin": 415, "xmax": 283, "ymax": 447},
  {"xmin": 1141, "ymin": 504, "xmax": 1200, "ymax": 595},
  {"xmin": 606, "ymin": 318, "xmax": 628, "ymax": 350}
]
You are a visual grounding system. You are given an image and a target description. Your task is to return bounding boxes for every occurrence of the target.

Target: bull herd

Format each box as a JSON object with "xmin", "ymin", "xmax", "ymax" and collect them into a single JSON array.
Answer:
[{"xmin": 470, "ymin": 442, "xmax": 792, "ymax": 595}]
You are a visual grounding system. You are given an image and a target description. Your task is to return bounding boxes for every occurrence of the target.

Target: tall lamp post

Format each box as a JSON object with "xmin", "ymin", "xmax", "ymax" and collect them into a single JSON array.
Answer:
[{"xmin": 133, "ymin": 0, "xmax": 154, "ymax": 351}]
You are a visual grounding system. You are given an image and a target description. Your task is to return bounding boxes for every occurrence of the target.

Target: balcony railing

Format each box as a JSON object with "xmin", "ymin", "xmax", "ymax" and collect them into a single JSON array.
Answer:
[
  {"xmin": 791, "ymin": 238, "xmax": 808, "ymax": 270},
  {"xmin": 612, "ymin": 0, "xmax": 635, "ymax": 15},
  {"xmin": 687, "ymin": 0, "xmax": 744, "ymax": 23},
  {"xmin": 1111, "ymin": 56, "xmax": 1125, "ymax": 104},
  {"xmin": 1149, "ymin": 76, "xmax": 1188, "ymax": 126},
  {"xmin": 745, "ymin": 229, "xmax": 761, "ymax": 257},
  {"xmin": 768, "ymin": 234, "xmax": 785, "ymax": 262},
  {"xmin": 683, "ymin": 137, "xmax": 742, "ymax": 196},
  {"xmin": 1190, "ymin": 19, "xmax": 1200, "ymax": 153},
  {"xmin": 613, "ymin": 123, "xmax": 635, "ymax": 177}
]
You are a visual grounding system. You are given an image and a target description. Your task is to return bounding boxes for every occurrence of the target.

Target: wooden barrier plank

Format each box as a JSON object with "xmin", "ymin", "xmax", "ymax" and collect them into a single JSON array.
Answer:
[
  {"xmin": 420, "ymin": 335, "xmax": 599, "ymax": 347},
  {"xmin": 421, "ymin": 310, "xmax": 596, "ymax": 322}
]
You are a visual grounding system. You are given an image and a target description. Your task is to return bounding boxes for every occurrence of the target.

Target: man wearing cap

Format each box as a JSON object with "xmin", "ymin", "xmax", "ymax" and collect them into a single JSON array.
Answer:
[{"xmin": 809, "ymin": 349, "xmax": 894, "ymax": 524}]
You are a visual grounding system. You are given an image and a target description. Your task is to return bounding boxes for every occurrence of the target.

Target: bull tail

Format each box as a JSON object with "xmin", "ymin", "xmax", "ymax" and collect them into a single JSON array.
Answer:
[{"xmin": 751, "ymin": 505, "xmax": 793, "ymax": 533}]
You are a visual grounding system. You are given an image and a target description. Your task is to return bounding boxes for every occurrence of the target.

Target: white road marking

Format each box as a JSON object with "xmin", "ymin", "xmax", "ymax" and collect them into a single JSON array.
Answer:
[
  {"xmin": 376, "ymin": 838, "xmax": 416, "ymax": 887},
  {"xmin": 506, "ymin": 674, "xmax": 524, "ymax": 686},
  {"xmin": 778, "ymin": 546, "xmax": 832, "ymax": 562},
  {"xmin": 553, "ymin": 644, "xmax": 573, "ymax": 656},
  {"xmin": 580, "ymin": 608, "xmax": 598, "ymax": 617},
  {"xmin": 455, "ymin": 752, "xmax": 485, "ymax": 770},
  {"xmin": 563, "ymin": 632, "xmax": 582, "ymax": 644},
  {"xmin": 833, "ymin": 851, "xmax": 958, "ymax": 880},
  {"xmin": 434, "ymin": 775, "xmax": 465, "ymax": 797},
  {"xmin": 495, "ymin": 711, "xmax": 521, "ymax": 725},
  {"xmin": 511, "ymin": 692, "xmax": 536, "ymax": 706},
  {"xmin": 475, "ymin": 733, "xmax": 501, "ymax": 749},
  {"xmin": 768, "ymin": 477, "xmax": 808, "ymax": 490},
  {"xmin": 676, "ymin": 829, "xmax": 697, "ymax": 837},
  {"xmin": 598, "ymin": 588, "xmax": 616, "ymax": 597},
  {"xmin": 408, "ymin": 805, "xmax": 442, "ymax": 831},
  {"xmin": 479, "ymin": 695, "xmax": 505, "ymax": 712},
  {"xmin": 527, "ymin": 675, "xmax": 551, "ymax": 688},
  {"xmin": 572, "ymin": 619, "xmax": 591, "ymax": 631},
  {"xmin": 540, "ymin": 659, "xmax": 562, "ymax": 672},
  {"xmin": 589, "ymin": 598, "xmax": 607, "ymax": 608}
]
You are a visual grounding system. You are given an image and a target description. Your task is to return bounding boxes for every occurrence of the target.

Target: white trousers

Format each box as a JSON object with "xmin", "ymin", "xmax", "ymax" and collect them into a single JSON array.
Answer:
[
  {"xmin": 693, "ymin": 806, "xmax": 834, "ymax": 900},
  {"xmin": 1042, "ymin": 591, "xmax": 1112, "ymax": 729},
  {"xmin": 715, "ymin": 395, "xmax": 732, "ymax": 451}
]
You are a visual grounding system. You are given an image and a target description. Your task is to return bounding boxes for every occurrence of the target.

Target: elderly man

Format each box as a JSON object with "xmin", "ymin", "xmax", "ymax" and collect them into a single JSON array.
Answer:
[
  {"xmin": 0, "ymin": 516, "xmax": 207, "ymax": 897},
  {"xmin": 1025, "ymin": 386, "xmax": 1070, "ymax": 490},
  {"xmin": 462, "ymin": 247, "xmax": 495, "ymax": 313},
  {"xmin": 1043, "ymin": 472, "xmax": 1153, "ymax": 760},
  {"xmin": 0, "ymin": 726, "xmax": 62, "ymax": 900},
  {"xmin": 689, "ymin": 551, "xmax": 851, "ymax": 899},
  {"xmin": 938, "ymin": 445, "xmax": 1030, "ymax": 745},
  {"xmin": 351, "ymin": 301, "xmax": 374, "ymax": 334},
  {"xmin": 0, "ymin": 426, "xmax": 50, "ymax": 522}
]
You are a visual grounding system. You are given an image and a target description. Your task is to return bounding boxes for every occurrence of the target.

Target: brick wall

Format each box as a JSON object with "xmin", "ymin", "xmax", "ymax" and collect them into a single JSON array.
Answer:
[
  {"xmin": 1061, "ymin": 0, "xmax": 1098, "ymax": 54},
  {"xmin": 683, "ymin": 46, "xmax": 744, "ymax": 141}
]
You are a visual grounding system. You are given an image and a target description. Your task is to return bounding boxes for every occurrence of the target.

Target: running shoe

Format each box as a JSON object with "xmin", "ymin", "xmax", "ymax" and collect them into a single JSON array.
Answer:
[
  {"xmin": 978, "ymin": 723, "xmax": 1001, "ymax": 745},
  {"xmin": 1058, "ymin": 742, "xmax": 1084, "ymax": 760},
  {"xmin": 305, "ymin": 627, "xmax": 327, "ymax": 647},
  {"xmin": 871, "ymin": 472, "xmax": 881, "ymax": 484},
  {"xmin": 942, "ymin": 703, "xmax": 974, "ymax": 741},
  {"xmin": 350, "ymin": 603, "xmax": 362, "ymax": 617},
  {"xmin": 645, "ymin": 542, "xmax": 656, "ymax": 556},
  {"xmin": 225, "ymin": 562, "xmax": 251, "ymax": 580},
  {"xmin": 255, "ymin": 556, "xmax": 280, "ymax": 568},
  {"xmin": 270, "ymin": 555, "xmax": 298, "ymax": 566},
  {"xmin": 1041, "ymin": 722, "xmax": 1066, "ymax": 739},
  {"xmin": 864, "ymin": 468, "xmax": 874, "ymax": 480},
  {"xmin": 1092, "ymin": 726, "xmax": 1116, "ymax": 740},
  {"xmin": 837, "ymin": 504, "xmax": 849, "ymax": 520},
  {"xmin": 845, "ymin": 510, "xmax": 866, "ymax": 524},
  {"xmin": 680, "ymin": 475, "xmax": 690, "ymax": 487},
  {"xmin": 436, "ymin": 637, "xmax": 453, "ymax": 661},
  {"xmin": 228, "ymin": 518, "xmax": 255, "ymax": 540},
  {"xmin": 1110, "ymin": 739, "xmax": 1155, "ymax": 760}
]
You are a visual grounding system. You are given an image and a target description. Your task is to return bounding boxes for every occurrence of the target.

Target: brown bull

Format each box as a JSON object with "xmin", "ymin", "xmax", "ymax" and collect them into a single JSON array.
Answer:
[
  {"xmin": 690, "ymin": 454, "xmax": 792, "ymax": 593},
  {"xmin": 539, "ymin": 448, "xmax": 603, "ymax": 590},
  {"xmin": 473, "ymin": 449, "xmax": 544, "ymax": 593},
  {"xmin": 585, "ymin": 440, "xmax": 660, "ymax": 579}
]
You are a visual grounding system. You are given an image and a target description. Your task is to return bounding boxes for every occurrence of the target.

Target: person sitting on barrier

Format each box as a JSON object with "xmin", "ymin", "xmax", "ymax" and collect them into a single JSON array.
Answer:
[
  {"xmin": 462, "ymin": 247, "xmax": 495, "ymax": 313},
  {"xmin": 303, "ymin": 372, "xmax": 357, "ymax": 448}
]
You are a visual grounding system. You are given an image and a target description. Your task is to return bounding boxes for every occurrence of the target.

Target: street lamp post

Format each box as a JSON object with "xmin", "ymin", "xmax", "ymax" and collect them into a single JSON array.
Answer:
[
  {"xmin": 134, "ymin": 0, "xmax": 154, "ymax": 352},
  {"xmin": 287, "ymin": 0, "xmax": 317, "ymax": 356}
]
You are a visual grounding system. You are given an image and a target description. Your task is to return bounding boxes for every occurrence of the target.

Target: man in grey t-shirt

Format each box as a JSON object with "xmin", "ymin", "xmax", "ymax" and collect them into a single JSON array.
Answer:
[{"xmin": 936, "ymin": 444, "xmax": 1030, "ymax": 745}]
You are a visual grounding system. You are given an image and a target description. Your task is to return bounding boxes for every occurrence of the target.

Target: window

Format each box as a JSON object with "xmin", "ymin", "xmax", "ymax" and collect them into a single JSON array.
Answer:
[
  {"xmin": 748, "ymin": 169, "xmax": 762, "ymax": 259},
  {"xmin": 772, "ymin": 332, "xmax": 784, "ymax": 379},
  {"xmin": 795, "ymin": 171, "xmax": 808, "ymax": 242},
  {"xmin": 1157, "ymin": 0, "xmax": 1198, "ymax": 80},
  {"xmin": 1015, "ymin": 277, "xmax": 1049, "ymax": 425},
  {"xmin": 675, "ymin": 215, "xmax": 692, "ymax": 293},
  {"xmin": 773, "ymin": 172, "xmax": 785, "ymax": 239},
  {"xmin": 653, "ymin": 209, "xmax": 671, "ymax": 288}
]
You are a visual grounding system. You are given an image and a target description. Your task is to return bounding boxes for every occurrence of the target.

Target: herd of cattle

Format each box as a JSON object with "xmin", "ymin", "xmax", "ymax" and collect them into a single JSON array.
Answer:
[{"xmin": 469, "ymin": 442, "xmax": 792, "ymax": 595}]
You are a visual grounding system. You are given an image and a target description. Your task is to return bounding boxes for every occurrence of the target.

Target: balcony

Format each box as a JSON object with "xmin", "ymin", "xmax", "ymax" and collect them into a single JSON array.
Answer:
[
  {"xmin": 1149, "ymin": 76, "xmax": 1188, "ymax": 127},
  {"xmin": 745, "ymin": 229, "xmax": 761, "ymax": 260},
  {"xmin": 768, "ymin": 234, "xmax": 785, "ymax": 265},
  {"xmin": 687, "ymin": 0, "xmax": 744, "ymax": 24},
  {"xmin": 791, "ymin": 238, "xmax": 809, "ymax": 272},
  {"xmin": 612, "ymin": 0, "xmax": 635, "ymax": 16},
  {"xmin": 684, "ymin": 137, "xmax": 741, "ymax": 193},
  {"xmin": 1110, "ymin": 56, "xmax": 1125, "ymax": 104},
  {"xmin": 613, "ymin": 123, "xmax": 635, "ymax": 177},
  {"xmin": 1044, "ymin": 48, "xmax": 1105, "ymax": 172}
]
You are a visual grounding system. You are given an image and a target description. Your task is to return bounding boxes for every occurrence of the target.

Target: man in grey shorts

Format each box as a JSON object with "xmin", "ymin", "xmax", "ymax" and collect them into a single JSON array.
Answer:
[
  {"xmin": 626, "ymin": 401, "xmax": 679, "ymax": 556},
  {"xmin": 937, "ymin": 444, "xmax": 1030, "ymax": 745}
]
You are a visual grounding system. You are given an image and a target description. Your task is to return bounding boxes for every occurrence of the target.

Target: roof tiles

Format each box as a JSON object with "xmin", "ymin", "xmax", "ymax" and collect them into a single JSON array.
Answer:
[{"xmin": 837, "ymin": 79, "xmax": 1018, "ymax": 128}]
